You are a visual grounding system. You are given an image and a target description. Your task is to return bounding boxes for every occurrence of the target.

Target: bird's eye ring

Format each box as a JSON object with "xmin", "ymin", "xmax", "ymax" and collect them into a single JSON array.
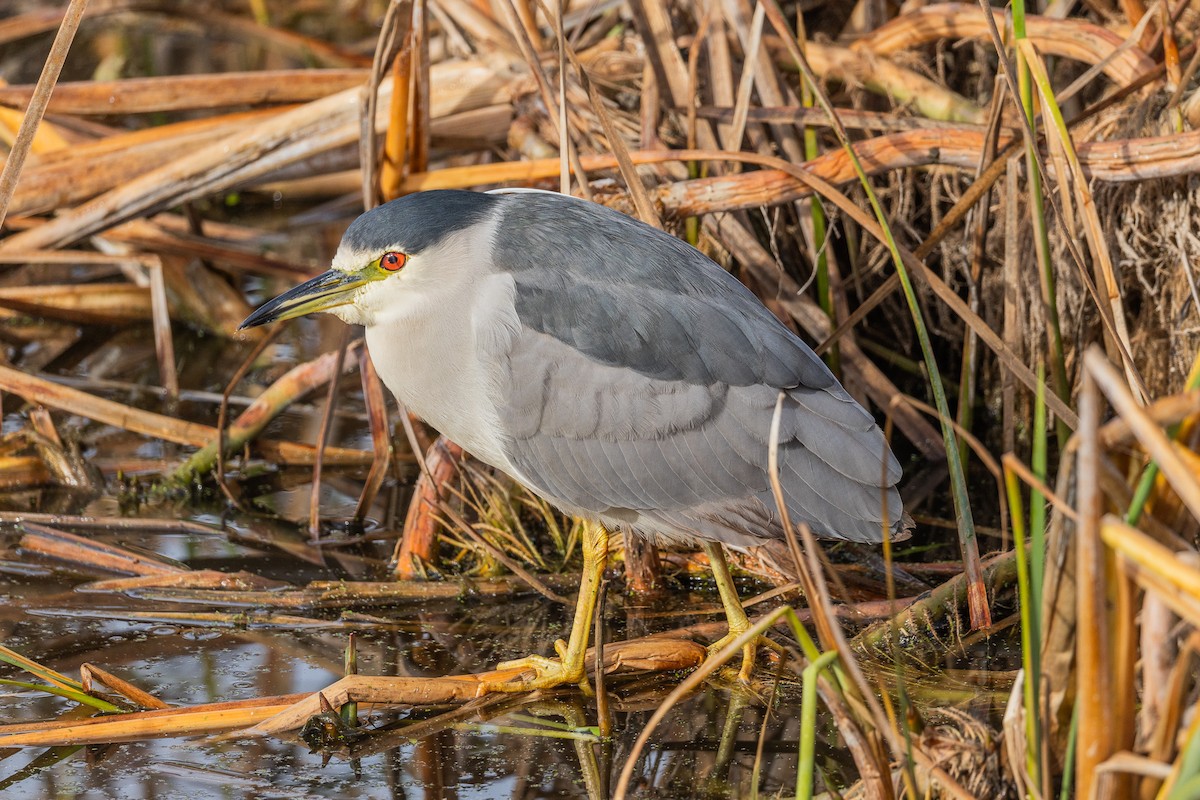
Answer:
[{"xmin": 380, "ymin": 251, "xmax": 407, "ymax": 271}]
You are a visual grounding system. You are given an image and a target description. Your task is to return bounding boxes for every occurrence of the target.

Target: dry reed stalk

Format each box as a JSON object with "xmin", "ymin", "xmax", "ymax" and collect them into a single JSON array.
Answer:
[
  {"xmin": 155, "ymin": 254, "xmax": 255, "ymax": 338},
  {"xmin": 9, "ymin": 110, "xmax": 283, "ymax": 216},
  {"xmin": 29, "ymin": 109, "xmax": 282, "ymax": 166},
  {"xmin": 0, "ymin": 0, "xmax": 86, "ymax": 229},
  {"xmin": 125, "ymin": 573, "xmax": 583, "ymax": 610},
  {"xmin": 0, "ymin": 694, "xmax": 313, "ymax": 747},
  {"xmin": 1102, "ymin": 516, "xmax": 1200, "ymax": 623},
  {"xmin": 146, "ymin": 257, "xmax": 178, "ymax": 401},
  {"xmin": 0, "ymin": 364, "xmax": 211, "ymax": 446},
  {"xmin": 560, "ymin": 27, "xmax": 663, "ymax": 227},
  {"xmin": 980, "ymin": 3, "xmax": 1145, "ymax": 424},
  {"xmin": 629, "ymin": 0, "xmax": 721, "ymax": 160},
  {"xmin": 495, "ymin": 0, "xmax": 588, "ymax": 194},
  {"xmin": 394, "ymin": 436, "xmax": 464, "ymax": 578},
  {"xmin": 0, "ymin": 70, "xmax": 367, "ymax": 114},
  {"xmin": 1138, "ymin": 588, "xmax": 1179, "ymax": 750},
  {"xmin": 109, "ymin": 218, "xmax": 312, "ymax": 279},
  {"xmin": 0, "ymin": 511, "xmax": 218, "ymax": 534},
  {"xmin": 723, "ymin": 0, "xmax": 806, "ymax": 164},
  {"xmin": 78, "ymin": 570, "xmax": 287, "ymax": 592},
  {"xmin": 0, "ymin": 250, "xmax": 155, "ymax": 267},
  {"xmin": 307, "ymin": 330, "xmax": 354, "ymax": 539},
  {"xmin": 19, "ymin": 523, "xmax": 186, "ymax": 576},
  {"xmin": 1, "ymin": 85, "xmax": 366, "ymax": 250},
  {"xmin": 0, "ymin": 283, "xmax": 151, "ymax": 324},
  {"xmin": 79, "ymin": 664, "xmax": 169, "ymax": 710},
  {"xmin": 362, "ymin": 0, "xmax": 415, "ymax": 206},
  {"xmin": 1112, "ymin": 542, "xmax": 1140, "ymax": 798},
  {"xmin": 1077, "ymin": 352, "xmax": 1112, "ymax": 799},
  {"xmin": 1088, "ymin": 352, "xmax": 1200, "ymax": 522},
  {"xmin": 27, "ymin": 407, "xmax": 93, "ymax": 490},
  {"xmin": 798, "ymin": 40, "xmax": 984, "ymax": 123},
  {"xmin": 60, "ymin": 610, "xmax": 349, "ymax": 630},
  {"xmin": 265, "ymin": 121, "xmax": 1200, "ymax": 203},
  {"xmin": 701, "ymin": 5, "xmax": 737, "ymax": 151},
  {"xmin": 248, "ymin": 636, "xmax": 707, "ymax": 736},
  {"xmin": 410, "ymin": 0, "xmax": 432, "ymax": 175},
  {"xmin": 855, "ymin": 2, "xmax": 1154, "ymax": 82},
  {"xmin": 0, "ymin": 106, "xmax": 68, "ymax": 153},
  {"xmin": 1098, "ymin": 391, "xmax": 1200, "ymax": 448},
  {"xmin": 380, "ymin": 21, "xmax": 415, "ymax": 200},
  {"xmin": 695, "ymin": 104, "xmax": 997, "ymax": 131},
  {"xmin": 1140, "ymin": 633, "xmax": 1200, "ymax": 797},
  {"xmin": 0, "ymin": 364, "xmax": 372, "ymax": 466},
  {"xmin": 435, "ymin": 0, "xmax": 518, "ymax": 53}
]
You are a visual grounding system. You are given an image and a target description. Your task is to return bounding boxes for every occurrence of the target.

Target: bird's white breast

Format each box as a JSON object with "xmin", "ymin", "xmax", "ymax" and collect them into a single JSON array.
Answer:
[{"xmin": 358, "ymin": 217, "xmax": 517, "ymax": 474}]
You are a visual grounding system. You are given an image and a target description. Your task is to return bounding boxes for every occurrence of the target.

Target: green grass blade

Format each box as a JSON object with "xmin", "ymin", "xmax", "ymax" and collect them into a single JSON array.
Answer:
[
  {"xmin": 1004, "ymin": 465, "xmax": 1042, "ymax": 788},
  {"xmin": 797, "ymin": 650, "xmax": 839, "ymax": 800},
  {"xmin": 0, "ymin": 678, "xmax": 123, "ymax": 713},
  {"xmin": 0, "ymin": 643, "xmax": 85, "ymax": 693},
  {"xmin": 1030, "ymin": 363, "xmax": 1048, "ymax": 615}
]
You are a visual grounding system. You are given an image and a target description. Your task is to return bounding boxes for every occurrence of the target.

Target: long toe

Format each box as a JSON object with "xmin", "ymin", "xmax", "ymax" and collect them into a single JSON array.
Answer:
[
  {"xmin": 479, "ymin": 654, "xmax": 588, "ymax": 694},
  {"xmin": 704, "ymin": 632, "xmax": 785, "ymax": 682}
]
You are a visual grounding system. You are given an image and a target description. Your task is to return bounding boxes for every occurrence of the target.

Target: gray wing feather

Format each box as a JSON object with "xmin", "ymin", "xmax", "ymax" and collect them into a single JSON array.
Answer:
[
  {"xmin": 485, "ymin": 194, "xmax": 904, "ymax": 544},
  {"xmin": 494, "ymin": 195, "xmax": 835, "ymax": 390},
  {"xmin": 490, "ymin": 326, "xmax": 903, "ymax": 544}
]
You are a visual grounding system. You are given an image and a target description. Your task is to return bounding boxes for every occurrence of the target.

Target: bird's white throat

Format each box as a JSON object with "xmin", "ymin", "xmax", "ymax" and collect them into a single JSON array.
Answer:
[{"xmin": 348, "ymin": 210, "xmax": 516, "ymax": 474}]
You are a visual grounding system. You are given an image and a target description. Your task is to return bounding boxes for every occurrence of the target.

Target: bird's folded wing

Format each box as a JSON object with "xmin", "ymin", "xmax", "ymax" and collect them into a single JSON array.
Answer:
[{"xmin": 489, "ymin": 327, "xmax": 902, "ymax": 543}]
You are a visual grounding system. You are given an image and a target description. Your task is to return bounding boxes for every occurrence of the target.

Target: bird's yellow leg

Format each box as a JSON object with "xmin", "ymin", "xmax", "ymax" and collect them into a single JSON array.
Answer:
[
  {"xmin": 702, "ymin": 542, "xmax": 782, "ymax": 681},
  {"xmin": 481, "ymin": 524, "xmax": 610, "ymax": 693}
]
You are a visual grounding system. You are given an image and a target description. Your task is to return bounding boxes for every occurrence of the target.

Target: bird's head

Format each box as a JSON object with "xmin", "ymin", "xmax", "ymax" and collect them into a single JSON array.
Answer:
[{"xmin": 239, "ymin": 190, "xmax": 499, "ymax": 331}]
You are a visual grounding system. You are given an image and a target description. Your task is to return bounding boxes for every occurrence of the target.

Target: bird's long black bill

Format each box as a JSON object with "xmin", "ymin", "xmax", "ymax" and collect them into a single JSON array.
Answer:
[{"xmin": 239, "ymin": 270, "xmax": 367, "ymax": 330}]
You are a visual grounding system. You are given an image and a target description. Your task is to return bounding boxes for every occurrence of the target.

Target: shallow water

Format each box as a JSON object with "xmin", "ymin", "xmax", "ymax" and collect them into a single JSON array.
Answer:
[{"xmin": 2, "ymin": 522, "xmax": 857, "ymax": 800}]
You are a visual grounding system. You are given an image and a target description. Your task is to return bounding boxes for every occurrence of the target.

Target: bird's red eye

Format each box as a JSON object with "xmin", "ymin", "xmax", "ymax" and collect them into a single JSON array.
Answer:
[{"xmin": 380, "ymin": 251, "xmax": 406, "ymax": 271}]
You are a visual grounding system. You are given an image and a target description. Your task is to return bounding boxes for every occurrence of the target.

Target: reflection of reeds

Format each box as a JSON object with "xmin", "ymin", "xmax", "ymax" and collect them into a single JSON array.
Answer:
[{"xmin": 0, "ymin": 0, "xmax": 1199, "ymax": 795}]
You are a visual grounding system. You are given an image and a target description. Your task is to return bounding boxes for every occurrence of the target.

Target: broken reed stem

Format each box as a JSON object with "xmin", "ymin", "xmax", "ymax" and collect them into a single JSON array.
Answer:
[
  {"xmin": 146, "ymin": 257, "xmax": 179, "ymax": 402},
  {"xmin": 0, "ymin": 0, "xmax": 88, "ymax": 228}
]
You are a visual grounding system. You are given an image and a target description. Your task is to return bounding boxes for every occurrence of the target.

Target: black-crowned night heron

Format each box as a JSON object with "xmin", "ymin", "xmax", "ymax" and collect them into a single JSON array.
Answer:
[{"xmin": 241, "ymin": 188, "xmax": 907, "ymax": 689}]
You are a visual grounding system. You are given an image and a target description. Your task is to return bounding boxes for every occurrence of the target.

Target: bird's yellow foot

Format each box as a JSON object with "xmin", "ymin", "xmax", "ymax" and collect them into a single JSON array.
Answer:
[
  {"xmin": 479, "ymin": 638, "xmax": 589, "ymax": 694},
  {"xmin": 704, "ymin": 631, "xmax": 785, "ymax": 682}
]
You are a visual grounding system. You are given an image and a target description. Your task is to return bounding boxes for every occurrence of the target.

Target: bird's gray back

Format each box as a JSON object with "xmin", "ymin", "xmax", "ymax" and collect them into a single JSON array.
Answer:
[
  {"xmin": 493, "ymin": 195, "xmax": 836, "ymax": 390},
  {"xmin": 482, "ymin": 193, "xmax": 905, "ymax": 544}
]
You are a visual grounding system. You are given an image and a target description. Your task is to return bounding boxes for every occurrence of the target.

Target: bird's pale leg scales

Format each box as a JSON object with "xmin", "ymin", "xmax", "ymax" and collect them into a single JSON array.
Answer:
[
  {"xmin": 481, "ymin": 524, "xmax": 610, "ymax": 693},
  {"xmin": 702, "ymin": 542, "xmax": 782, "ymax": 681}
]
